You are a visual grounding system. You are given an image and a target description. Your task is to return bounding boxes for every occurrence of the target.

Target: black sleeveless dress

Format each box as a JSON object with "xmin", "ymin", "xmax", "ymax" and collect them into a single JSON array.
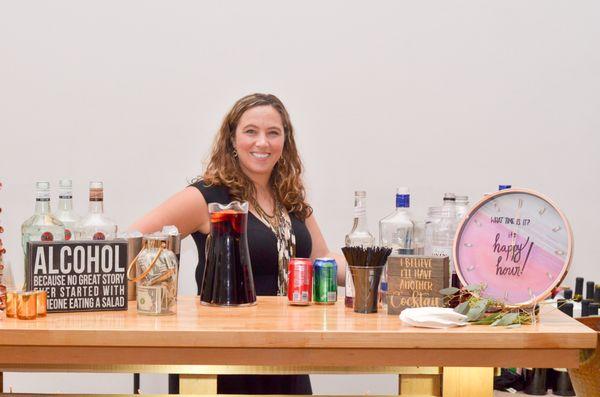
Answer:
[{"xmin": 190, "ymin": 181, "xmax": 313, "ymax": 394}]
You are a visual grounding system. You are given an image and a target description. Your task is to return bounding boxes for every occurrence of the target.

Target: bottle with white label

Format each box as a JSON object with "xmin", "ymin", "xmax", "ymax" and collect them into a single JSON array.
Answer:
[
  {"xmin": 76, "ymin": 181, "xmax": 118, "ymax": 240},
  {"xmin": 55, "ymin": 179, "xmax": 81, "ymax": 241},
  {"xmin": 344, "ymin": 191, "xmax": 374, "ymax": 308},
  {"xmin": 21, "ymin": 182, "xmax": 65, "ymax": 281}
]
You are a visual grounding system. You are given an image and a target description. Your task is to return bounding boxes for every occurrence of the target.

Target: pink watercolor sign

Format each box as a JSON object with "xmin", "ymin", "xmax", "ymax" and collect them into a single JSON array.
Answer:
[{"xmin": 454, "ymin": 190, "xmax": 572, "ymax": 305}]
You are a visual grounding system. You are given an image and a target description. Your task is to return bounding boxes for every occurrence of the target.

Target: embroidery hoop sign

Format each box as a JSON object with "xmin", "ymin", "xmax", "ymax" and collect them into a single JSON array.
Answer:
[{"xmin": 453, "ymin": 188, "xmax": 573, "ymax": 306}]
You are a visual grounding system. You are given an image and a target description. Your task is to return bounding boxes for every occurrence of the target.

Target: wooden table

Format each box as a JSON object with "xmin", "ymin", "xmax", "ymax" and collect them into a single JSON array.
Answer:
[{"xmin": 0, "ymin": 296, "xmax": 596, "ymax": 396}]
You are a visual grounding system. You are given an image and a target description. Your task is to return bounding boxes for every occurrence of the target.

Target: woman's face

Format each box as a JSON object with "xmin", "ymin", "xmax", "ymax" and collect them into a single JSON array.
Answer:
[{"xmin": 234, "ymin": 105, "xmax": 285, "ymax": 181}]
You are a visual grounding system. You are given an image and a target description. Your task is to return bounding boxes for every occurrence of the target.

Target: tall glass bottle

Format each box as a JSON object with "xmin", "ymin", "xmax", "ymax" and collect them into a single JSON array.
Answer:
[
  {"xmin": 21, "ymin": 182, "xmax": 65, "ymax": 282},
  {"xmin": 379, "ymin": 187, "xmax": 414, "ymax": 310},
  {"xmin": 455, "ymin": 195, "xmax": 469, "ymax": 220},
  {"xmin": 344, "ymin": 191, "xmax": 374, "ymax": 308},
  {"xmin": 379, "ymin": 188, "xmax": 414, "ymax": 252},
  {"xmin": 55, "ymin": 179, "xmax": 81, "ymax": 241},
  {"xmin": 432, "ymin": 193, "xmax": 459, "ymax": 287},
  {"xmin": 76, "ymin": 181, "xmax": 118, "ymax": 240}
]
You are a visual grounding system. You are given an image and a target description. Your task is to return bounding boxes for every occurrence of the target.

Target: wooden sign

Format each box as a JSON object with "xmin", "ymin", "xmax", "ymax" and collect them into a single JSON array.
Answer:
[
  {"xmin": 386, "ymin": 255, "xmax": 449, "ymax": 315},
  {"xmin": 26, "ymin": 240, "xmax": 128, "ymax": 313}
]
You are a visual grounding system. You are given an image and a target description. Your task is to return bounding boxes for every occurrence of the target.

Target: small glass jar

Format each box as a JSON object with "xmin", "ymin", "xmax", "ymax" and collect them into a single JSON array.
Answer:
[
  {"xmin": 17, "ymin": 291, "xmax": 37, "ymax": 320},
  {"xmin": 35, "ymin": 289, "xmax": 47, "ymax": 317},
  {"xmin": 6, "ymin": 290, "xmax": 17, "ymax": 318}
]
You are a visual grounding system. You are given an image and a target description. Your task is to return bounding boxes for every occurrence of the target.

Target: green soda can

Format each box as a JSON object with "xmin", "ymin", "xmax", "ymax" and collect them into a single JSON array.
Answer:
[{"xmin": 313, "ymin": 258, "xmax": 337, "ymax": 304}]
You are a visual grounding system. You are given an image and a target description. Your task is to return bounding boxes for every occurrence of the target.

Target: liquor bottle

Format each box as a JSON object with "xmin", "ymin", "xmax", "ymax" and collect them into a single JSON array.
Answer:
[
  {"xmin": 443, "ymin": 192, "xmax": 457, "ymax": 210},
  {"xmin": 344, "ymin": 191, "xmax": 374, "ymax": 308},
  {"xmin": 432, "ymin": 194, "xmax": 459, "ymax": 287},
  {"xmin": 573, "ymin": 277, "xmax": 584, "ymax": 302},
  {"xmin": 379, "ymin": 187, "xmax": 414, "ymax": 309},
  {"xmin": 55, "ymin": 179, "xmax": 81, "ymax": 241},
  {"xmin": 523, "ymin": 367, "xmax": 549, "ymax": 395},
  {"xmin": 379, "ymin": 188, "xmax": 414, "ymax": 253},
  {"xmin": 21, "ymin": 182, "xmax": 66, "ymax": 250},
  {"xmin": 594, "ymin": 285, "xmax": 600, "ymax": 303},
  {"xmin": 76, "ymin": 181, "xmax": 118, "ymax": 240},
  {"xmin": 585, "ymin": 281, "xmax": 595, "ymax": 300},
  {"xmin": 581, "ymin": 299, "xmax": 592, "ymax": 317},
  {"xmin": 21, "ymin": 182, "xmax": 65, "ymax": 283},
  {"xmin": 455, "ymin": 195, "xmax": 469, "ymax": 220}
]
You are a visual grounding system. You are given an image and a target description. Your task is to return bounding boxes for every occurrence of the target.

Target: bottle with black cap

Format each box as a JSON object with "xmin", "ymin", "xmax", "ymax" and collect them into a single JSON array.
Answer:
[
  {"xmin": 586, "ymin": 281, "xmax": 595, "ymax": 300},
  {"xmin": 573, "ymin": 277, "xmax": 584, "ymax": 302},
  {"xmin": 589, "ymin": 303, "xmax": 599, "ymax": 316},
  {"xmin": 581, "ymin": 299, "xmax": 593, "ymax": 317},
  {"xmin": 594, "ymin": 285, "xmax": 600, "ymax": 303},
  {"xmin": 523, "ymin": 368, "xmax": 548, "ymax": 395},
  {"xmin": 559, "ymin": 302, "xmax": 574, "ymax": 317},
  {"xmin": 551, "ymin": 301, "xmax": 576, "ymax": 396},
  {"xmin": 563, "ymin": 288, "xmax": 573, "ymax": 301}
]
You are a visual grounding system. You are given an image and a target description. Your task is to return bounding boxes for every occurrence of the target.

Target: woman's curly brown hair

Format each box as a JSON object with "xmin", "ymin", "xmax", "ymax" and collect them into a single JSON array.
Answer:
[{"xmin": 199, "ymin": 93, "xmax": 313, "ymax": 220}]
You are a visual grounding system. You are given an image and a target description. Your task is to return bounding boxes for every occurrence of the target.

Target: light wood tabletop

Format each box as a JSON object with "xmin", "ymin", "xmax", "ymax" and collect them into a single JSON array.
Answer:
[{"xmin": 0, "ymin": 296, "xmax": 596, "ymax": 368}]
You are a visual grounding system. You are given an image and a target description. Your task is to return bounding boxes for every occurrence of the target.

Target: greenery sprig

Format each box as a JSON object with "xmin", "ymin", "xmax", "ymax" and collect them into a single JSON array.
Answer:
[{"xmin": 439, "ymin": 284, "xmax": 535, "ymax": 327}]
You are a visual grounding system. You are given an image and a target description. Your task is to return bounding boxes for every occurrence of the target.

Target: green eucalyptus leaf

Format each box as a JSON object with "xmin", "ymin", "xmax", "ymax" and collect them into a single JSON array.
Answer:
[
  {"xmin": 467, "ymin": 305, "xmax": 487, "ymax": 322},
  {"xmin": 496, "ymin": 312, "xmax": 519, "ymax": 326},
  {"xmin": 475, "ymin": 299, "xmax": 489, "ymax": 309},
  {"xmin": 439, "ymin": 287, "xmax": 459, "ymax": 296},
  {"xmin": 455, "ymin": 301, "xmax": 470, "ymax": 315},
  {"xmin": 491, "ymin": 318, "xmax": 502, "ymax": 326},
  {"xmin": 473, "ymin": 312, "xmax": 502, "ymax": 325},
  {"xmin": 466, "ymin": 284, "xmax": 483, "ymax": 292}
]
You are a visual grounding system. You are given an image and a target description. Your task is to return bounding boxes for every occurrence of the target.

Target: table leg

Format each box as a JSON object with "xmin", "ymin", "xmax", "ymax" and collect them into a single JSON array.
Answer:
[
  {"xmin": 398, "ymin": 367, "xmax": 442, "ymax": 396},
  {"xmin": 0, "ymin": 371, "xmax": 3, "ymax": 393},
  {"xmin": 179, "ymin": 374, "xmax": 217, "ymax": 394},
  {"xmin": 442, "ymin": 367, "xmax": 493, "ymax": 397}
]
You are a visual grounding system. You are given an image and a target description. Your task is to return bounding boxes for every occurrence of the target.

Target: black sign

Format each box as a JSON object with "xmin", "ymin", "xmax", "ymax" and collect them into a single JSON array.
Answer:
[{"xmin": 26, "ymin": 240, "xmax": 128, "ymax": 313}]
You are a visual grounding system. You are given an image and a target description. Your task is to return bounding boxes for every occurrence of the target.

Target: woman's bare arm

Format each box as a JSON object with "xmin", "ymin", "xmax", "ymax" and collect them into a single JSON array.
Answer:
[
  {"xmin": 129, "ymin": 187, "xmax": 210, "ymax": 237},
  {"xmin": 305, "ymin": 213, "xmax": 346, "ymax": 286}
]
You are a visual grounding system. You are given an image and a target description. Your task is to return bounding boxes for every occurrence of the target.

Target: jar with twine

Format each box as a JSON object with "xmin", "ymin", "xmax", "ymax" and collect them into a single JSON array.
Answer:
[{"xmin": 127, "ymin": 233, "xmax": 178, "ymax": 315}]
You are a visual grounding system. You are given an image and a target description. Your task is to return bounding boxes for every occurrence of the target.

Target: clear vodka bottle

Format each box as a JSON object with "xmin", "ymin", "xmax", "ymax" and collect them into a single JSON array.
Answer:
[
  {"xmin": 76, "ymin": 181, "xmax": 118, "ymax": 240},
  {"xmin": 379, "ymin": 187, "xmax": 414, "ymax": 310},
  {"xmin": 21, "ymin": 182, "xmax": 65, "ymax": 281},
  {"xmin": 431, "ymin": 205, "xmax": 459, "ymax": 287},
  {"xmin": 424, "ymin": 206, "xmax": 442, "ymax": 256},
  {"xmin": 55, "ymin": 179, "xmax": 81, "ymax": 241},
  {"xmin": 455, "ymin": 195, "xmax": 469, "ymax": 221},
  {"xmin": 379, "ymin": 187, "xmax": 414, "ymax": 252},
  {"xmin": 344, "ymin": 191, "xmax": 374, "ymax": 308}
]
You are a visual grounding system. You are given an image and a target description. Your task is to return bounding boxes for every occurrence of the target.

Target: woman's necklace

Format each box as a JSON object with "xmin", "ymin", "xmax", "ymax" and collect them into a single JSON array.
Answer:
[{"xmin": 253, "ymin": 197, "xmax": 280, "ymax": 230}]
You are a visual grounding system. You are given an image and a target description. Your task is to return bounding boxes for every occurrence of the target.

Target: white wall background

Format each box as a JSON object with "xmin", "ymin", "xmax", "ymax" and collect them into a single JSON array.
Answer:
[{"xmin": 1, "ymin": 0, "xmax": 599, "ymax": 394}]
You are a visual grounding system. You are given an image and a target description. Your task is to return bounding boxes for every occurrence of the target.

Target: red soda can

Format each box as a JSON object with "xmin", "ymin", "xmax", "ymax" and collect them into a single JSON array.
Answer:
[{"xmin": 288, "ymin": 258, "xmax": 313, "ymax": 305}]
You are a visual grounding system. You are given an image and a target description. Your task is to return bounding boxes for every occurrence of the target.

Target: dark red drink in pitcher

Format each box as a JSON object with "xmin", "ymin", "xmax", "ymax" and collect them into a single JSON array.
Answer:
[{"xmin": 200, "ymin": 202, "xmax": 256, "ymax": 306}]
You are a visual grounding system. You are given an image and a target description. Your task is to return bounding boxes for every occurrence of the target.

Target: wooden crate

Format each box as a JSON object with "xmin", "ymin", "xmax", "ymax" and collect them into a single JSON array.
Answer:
[{"xmin": 386, "ymin": 255, "xmax": 449, "ymax": 315}]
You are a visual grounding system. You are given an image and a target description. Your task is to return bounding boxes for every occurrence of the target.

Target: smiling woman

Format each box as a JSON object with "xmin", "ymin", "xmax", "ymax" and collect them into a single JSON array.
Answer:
[{"xmin": 129, "ymin": 93, "xmax": 346, "ymax": 394}]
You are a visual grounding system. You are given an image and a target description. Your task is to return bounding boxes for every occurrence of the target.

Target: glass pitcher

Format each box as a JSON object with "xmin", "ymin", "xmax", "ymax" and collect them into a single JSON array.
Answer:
[{"xmin": 200, "ymin": 201, "xmax": 256, "ymax": 306}]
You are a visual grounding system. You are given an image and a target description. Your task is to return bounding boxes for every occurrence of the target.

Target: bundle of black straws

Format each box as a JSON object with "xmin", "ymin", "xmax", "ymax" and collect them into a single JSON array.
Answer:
[{"xmin": 342, "ymin": 246, "xmax": 392, "ymax": 268}]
